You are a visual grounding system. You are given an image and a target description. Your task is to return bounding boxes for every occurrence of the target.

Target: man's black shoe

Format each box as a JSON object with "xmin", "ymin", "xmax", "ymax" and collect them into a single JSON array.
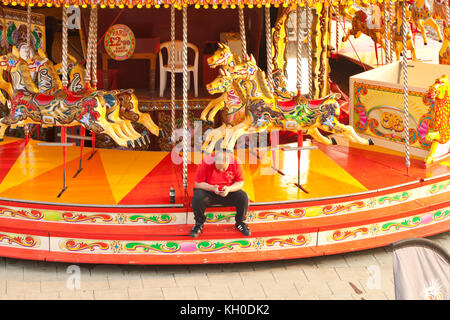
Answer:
[
  {"xmin": 236, "ymin": 222, "xmax": 251, "ymax": 236},
  {"xmin": 190, "ymin": 223, "xmax": 204, "ymax": 238}
]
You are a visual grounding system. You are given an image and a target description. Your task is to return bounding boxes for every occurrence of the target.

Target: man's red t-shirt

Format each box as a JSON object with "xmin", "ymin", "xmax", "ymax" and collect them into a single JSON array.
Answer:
[{"xmin": 195, "ymin": 155, "xmax": 244, "ymax": 189}]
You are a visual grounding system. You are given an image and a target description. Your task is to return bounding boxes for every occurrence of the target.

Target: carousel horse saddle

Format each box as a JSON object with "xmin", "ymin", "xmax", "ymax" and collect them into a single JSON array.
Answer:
[
  {"xmin": 276, "ymin": 98, "xmax": 298, "ymax": 113},
  {"xmin": 308, "ymin": 93, "xmax": 340, "ymax": 109},
  {"xmin": 34, "ymin": 91, "xmax": 84, "ymax": 106}
]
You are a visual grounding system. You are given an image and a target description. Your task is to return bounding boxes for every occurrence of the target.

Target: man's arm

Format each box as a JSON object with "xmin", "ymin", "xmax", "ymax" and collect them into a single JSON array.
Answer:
[
  {"xmin": 195, "ymin": 181, "xmax": 220, "ymax": 193},
  {"xmin": 225, "ymin": 181, "xmax": 244, "ymax": 193}
]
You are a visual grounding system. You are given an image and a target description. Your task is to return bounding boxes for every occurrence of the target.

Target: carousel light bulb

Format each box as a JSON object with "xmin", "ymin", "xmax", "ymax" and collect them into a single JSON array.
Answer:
[
  {"xmin": 230, "ymin": 4, "xmax": 235, "ymax": 9},
  {"xmin": 248, "ymin": 4, "xmax": 253, "ymax": 8},
  {"xmin": 155, "ymin": 4, "xmax": 160, "ymax": 8},
  {"xmin": 265, "ymin": 3, "xmax": 270, "ymax": 8},
  {"xmin": 11, "ymin": 1, "xmax": 17, "ymax": 5},
  {"xmin": 203, "ymin": 4, "xmax": 208, "ymax": 8},
  {"xmin": 164, "ymin": 4, "xmax": 169, "ymax": 8},
  {"xmin": 212, "ymin": 4, "xmax": 217, "ymax": 9},
  {"xmin": 195, "ymin": 4, "xmax": 200, "ymax": 8}
]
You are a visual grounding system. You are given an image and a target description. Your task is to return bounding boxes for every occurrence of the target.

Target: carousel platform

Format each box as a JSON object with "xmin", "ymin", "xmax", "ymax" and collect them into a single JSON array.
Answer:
[{"xmin": 0, "ymin": 136, "xmax": 448, "ymax": 264}]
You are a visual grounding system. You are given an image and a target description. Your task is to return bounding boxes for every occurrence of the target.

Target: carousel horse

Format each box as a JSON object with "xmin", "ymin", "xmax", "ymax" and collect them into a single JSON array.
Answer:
[
  {"xmin": 342, "ymin": 6, "xmax": 385, "ymax": 51},
  {"xmin": 439, "ymin": 22, "xmax": 450, "ymax": 64},
  {"xmin": 338, "ymin": 2, "xmax": 357, "ymax": 20},
  {"xmin": 202, "ymin": 68, "xmax": 249, "ymax": 153},
  {"xmin": 202, "ymin": 59, "xmax": 374, "ymax": 153},
  {"xmin": 201, "ymin": 43, "xmax": 243, "ymax": 122},
  {"xmin": 423, "ymin": 74, "xmax": 450, "ymax": 164},
  {"xmin": 391, "ymin": 4, "xmax": 417, "ymax": 61},
  {"xmin": 27, "ymin": 49, "xmax": 160, "ymax": 146},
  {"xmin": 0, "ymin": 48, "xmax": 158, "ymax": 147},
  {"xmin": 408, "ymin": 0, "xmax": 443, "ymax": 45}
]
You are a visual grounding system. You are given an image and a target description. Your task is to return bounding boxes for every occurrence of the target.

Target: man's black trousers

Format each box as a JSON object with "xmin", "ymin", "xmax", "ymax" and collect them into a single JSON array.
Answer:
[{"xmin": 191, "ymin": 188, "xmax": 249, "ymax": 225}]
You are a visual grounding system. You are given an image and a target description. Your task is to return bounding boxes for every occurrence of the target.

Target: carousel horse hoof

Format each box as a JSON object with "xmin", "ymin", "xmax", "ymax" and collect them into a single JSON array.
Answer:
[
  {"xmin": 424, "ymin": 42, "xmax": 428, "ymax": 46},
  {"xmin": 439, "ymin": 40, "xmax": 443, "ymax": 43},
  {"xmin": 331, "ymin": 137, "xmax": 337, "ymax": 145},
  {"xmin": 369, "ymin": 138, "xmax": 374, "ymax": 145},
  {"xmin": 127, "ymin": 140, "xmax": 133, "ymax": 148}
]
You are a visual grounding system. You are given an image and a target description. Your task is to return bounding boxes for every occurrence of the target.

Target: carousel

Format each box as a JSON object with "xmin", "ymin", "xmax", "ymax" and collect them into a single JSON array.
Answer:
[{"xmin": 0, "ymin": 0, "xmax": 448, "ymax": 264}]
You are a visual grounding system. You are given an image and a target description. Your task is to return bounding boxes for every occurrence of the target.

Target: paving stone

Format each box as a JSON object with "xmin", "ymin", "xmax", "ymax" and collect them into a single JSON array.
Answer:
[
  {"xmin": 207, "ymin": 271, "xmax": 244, "ymax": 286},
  {"xmin": 335, "ymin": 266, "xmax": 372, "ymax": 281},
  {"xmin": 108, "ymin": 278, "xmax": 143, "ymax": 290},
  {"xmin": 343, "ymin": 250, "xmax": 379, "ymax": 267},
  {"xmin": 283, "ymin": 258, "xmax": 318, "ymax": 270},
  {"xmin": 303, "ymin": 267, "xmax": 340, "ymax": 282},
  {"xmin": 271, "ymin": 268, "xmax": 308, "ymax": 284},
  {"xmin": 59, "ymin": 290, "xmax": 95, "ymax": 300},
  {"xmin": 94, "ymin": 289, "xmax": 130, "ymax": 300},
  {"xmin": 41, "ymin": 280, "xmax": 75, "ymax": 292},
  {"xmin": 174, "ymin": 272, "xmax": 210, "ymax": 287},
  {"xmin": 0, "ymin": 280, "xmax": 5, "ymax": 294},
  {"xmin": 222, "ymin": 262, "xmax": 255, "ymax": 272},
  {"xmin": 128, "ymin": 287, "xmax": 164, "ymax": 300},
  {"xmin": 7, "ymin": 280, "xmax": 40, "ymax": 295},
  {"xmin": 314, "ymin": 255, "xmax": 350, "ymax": 268},
  {"xmin": 78, "ymin": 279, "xmax": 110, "ymax": 291},
  {"xmin": 196, "ymin": 285, "xmax": 233, "ymax": 300},
  {"xmin": 228, "ymin": 282, "xmax": 266, "ymax": 299},
  {"xmin": 23, "ymin": 265, "xmax": 58, "ymax": 281},
  {"xmin": 162, "ymin": 286, "xmax": 198, "ymax": 300},
  {"xmin": 295, "ymin": 281, "xmax": 333, "ymax": 297},
  {"xmin": 142, "ymin": 273, "xmax": 177, "ymax": 288},
  {"xmin": 327, "ymin": 279, "xmax": 363, "ymax": 296},
  {"xmin": 261, "ymin": 282, "xmax": 301, "ymax": 299},
  {"xmin": 239, "ymin": 270, "xmax": 276, "ymax": 285}
]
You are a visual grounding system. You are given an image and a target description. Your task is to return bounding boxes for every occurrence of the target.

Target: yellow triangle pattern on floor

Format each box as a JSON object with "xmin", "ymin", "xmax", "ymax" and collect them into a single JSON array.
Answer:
[{"xmin": 0, "ymin": 139, "xmax": 91, "ymax": 194}]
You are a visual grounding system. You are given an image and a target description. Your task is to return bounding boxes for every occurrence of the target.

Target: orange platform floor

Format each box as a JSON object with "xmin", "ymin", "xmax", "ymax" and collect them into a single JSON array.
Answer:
[{"xmin": 0, "ymin": 136, "xmax": 448, "ymax": 206}]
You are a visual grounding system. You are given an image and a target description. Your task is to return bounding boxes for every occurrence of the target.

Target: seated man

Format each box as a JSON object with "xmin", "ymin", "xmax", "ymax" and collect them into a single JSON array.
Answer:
[{"xmin": 190, "ymin": 150, "xmax": 250, "ymax": 238}]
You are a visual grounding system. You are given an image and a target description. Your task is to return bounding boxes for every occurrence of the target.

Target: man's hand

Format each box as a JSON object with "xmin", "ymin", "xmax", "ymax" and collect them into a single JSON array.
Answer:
[
  {"xmin": 218, "ymin": 186, "xmax": 230, "ymax": 197},
  {"xmin": 212, "ymin": 185, "xmax": 221, "ymax": 195}
]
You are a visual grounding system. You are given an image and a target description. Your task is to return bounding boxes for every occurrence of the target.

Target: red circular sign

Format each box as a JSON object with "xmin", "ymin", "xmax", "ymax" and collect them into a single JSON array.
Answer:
[{"xmin": 104, "ymin": 24, "xmax": 136, "ymax": 61}]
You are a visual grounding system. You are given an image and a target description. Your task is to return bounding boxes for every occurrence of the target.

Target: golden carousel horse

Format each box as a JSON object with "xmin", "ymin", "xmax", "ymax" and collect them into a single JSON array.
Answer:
[
  {"xmin": 0, "ymin": 48, "xmax": 159, "ymax": 147},
  {"xmin": 423, "ymin": 74, "xmax": 450, "ymax": 164},
  {"xmin": 202, "ymin": 57, "xmax": 374, "ymax": 153},
  {"xmin": 439, "ymin": 22, "xmax": 450, "ymax": 64},
  {"xmin": 27, "ymin": 48, "xmax": 160, "ymax": 146},
  {"xmin": 408, "ymin": 0, "xmax": 443, "ymax": 45},
  {"xmin": 391, "ymin": 3, "xmax": 418, "ymax": 61},
  {"xmin": 201, "ymin": 43, "xmax": 242, "ymax": 123}
]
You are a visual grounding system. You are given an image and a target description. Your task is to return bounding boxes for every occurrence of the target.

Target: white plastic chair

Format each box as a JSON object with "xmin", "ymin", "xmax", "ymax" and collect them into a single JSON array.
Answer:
[{"xmin": 159, "ymin": 40, "xmax": 199, "ymax": 97}]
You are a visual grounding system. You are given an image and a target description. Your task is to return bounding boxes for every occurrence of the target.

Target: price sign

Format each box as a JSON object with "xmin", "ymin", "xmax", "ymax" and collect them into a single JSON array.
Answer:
[{"xmin": 104, "ymin": 24, "xmax": 136, "ymax": 61}]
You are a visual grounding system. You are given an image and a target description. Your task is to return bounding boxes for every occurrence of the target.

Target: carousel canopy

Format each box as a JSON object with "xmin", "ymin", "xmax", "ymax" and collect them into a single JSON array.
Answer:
[{"xmin": 1, "ymin": 0, "xmax": 408, "ymax": 9}]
